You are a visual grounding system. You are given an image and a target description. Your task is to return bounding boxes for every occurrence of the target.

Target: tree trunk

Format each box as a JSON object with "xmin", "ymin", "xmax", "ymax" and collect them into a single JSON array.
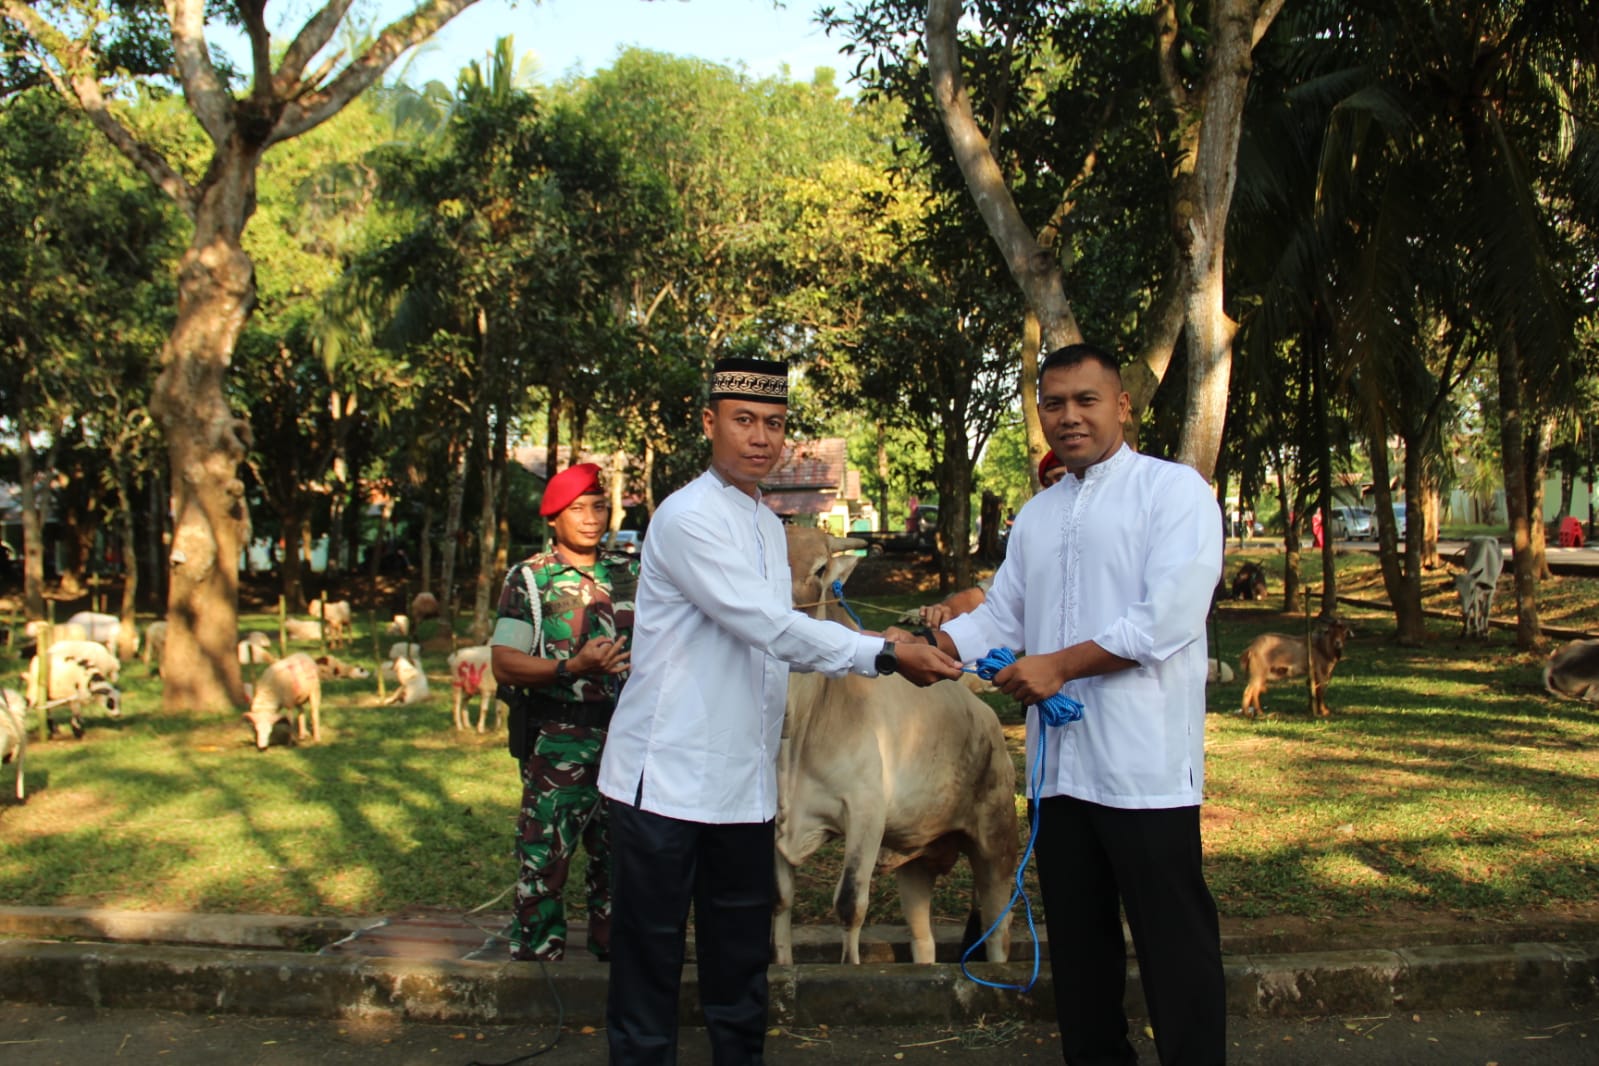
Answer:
[
  {"xmin": 418, "ymin": 503, "xmax": 435, "ymax": 596},
  {"xmin": 875, "ymin": 421, "xmax": 890, "ymax": 525},
  {"xmin": 440, "ymin": 430, "xmax": 471, "ymax": 617},
  {"xmin": 1311, "ymin": 330, "xmax": 1337, "ymax": 619},
  {"xmin": 1495, "ymin": 330, "xmax": 1541, "ymax": 649},
  {"xmin": 1275, "ymin": 457, "xmax": 1301, "ymax": 614},
  {"xmin": 1020, "ymin": 310, "xmax": 1050, "ymax": 486},
  {"xmin": 472, "ymin": 406, "xmax": 507, "ymax": 643},
  {"xmin": 113, "ymin": 467, "xmax": 140, "ymax": 660},
  {"xmin": 938, "ymin": 418, "xmax": 974, "ymax": 593},
  {"xmin": 1526, "ymin": 417, "xmax": 1554, "ymax": 581},
  {"xmin": 1164, "ymin": 0, "xmax": 1266, "ymax": 482},
  {"xmin": 149, "ymin": 156, "xmax": 259, "ymax": 711},
  {"xmin": 279, "ymin": 503, "xmax": 308, "ymax": 613},
  {"xmin": 925, "ymin": 0, "xmax": 1082, "ymax": 354},
  {"xmin": 643, "ymin": 439, "xmax": 657, "ymax": 517},
  {"xmin": 16, "ymin": 411, "xmax": 47, "ymax": 620},
  {"xmin": 146, "ymin": 471, "xmax": 168, "ymax": 611},
  {"xmin": 1420, "ymin": 470, "xmax": 1442, "ymax": 570},
  {"xmin": 1369, "ymin": 414, "xmax": 1425, "ymax": 644},
  {"xmin": 608, "ymin": 449, "xmax": 628, "ymax": 537}
]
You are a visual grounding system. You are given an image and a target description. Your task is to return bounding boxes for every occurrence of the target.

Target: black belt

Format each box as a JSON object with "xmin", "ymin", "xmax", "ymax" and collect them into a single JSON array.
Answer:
[{"xmin": 520, "ymin": 694, "xmax": 614, "ymax": 730}]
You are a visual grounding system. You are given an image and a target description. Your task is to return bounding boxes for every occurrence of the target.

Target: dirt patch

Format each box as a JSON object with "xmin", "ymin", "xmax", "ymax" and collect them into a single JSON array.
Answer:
[{"xmin": 1220, "ymin": 901, "xmax": 1599, "ymax": 955}]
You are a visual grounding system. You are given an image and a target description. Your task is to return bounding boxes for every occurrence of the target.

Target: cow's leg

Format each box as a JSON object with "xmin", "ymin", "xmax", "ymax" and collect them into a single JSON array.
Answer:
[
  {"xmin": 1240, "ymin": 676, "xmax": 1264, "ymax": 718},
  {"xmin": 451, "ymin": 688, "xmax": 464, "ymax": 731},
  {"xmin": 772, "ymin": 848, "xmax": 797, "ymax": 966},
  {"xmin": 893, "ymin": 861, "xmax": 938, "ymax": 964},
  {"xmin": 969, "ymin": 852, "xmax": 1015, "ymax": 963},
  {"xmin": 833, "ymin": 812, "xmax": 885, "ymax": 964},
  {"xmin": 477, "ymin": 689, "xmax": 491, "ymax": 734}
]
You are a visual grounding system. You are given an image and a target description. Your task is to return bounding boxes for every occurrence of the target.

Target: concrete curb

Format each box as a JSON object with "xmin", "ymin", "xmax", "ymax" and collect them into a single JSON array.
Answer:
[{"xmin": 1, "ymin": 929, "xmax": 1593, "ymax": 1026}]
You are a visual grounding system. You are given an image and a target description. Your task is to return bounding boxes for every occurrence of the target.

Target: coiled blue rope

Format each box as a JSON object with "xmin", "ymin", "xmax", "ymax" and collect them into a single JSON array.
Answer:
[{"xmin": 960, "ymin": 647, "xmax": 1084, "ymax": 993}]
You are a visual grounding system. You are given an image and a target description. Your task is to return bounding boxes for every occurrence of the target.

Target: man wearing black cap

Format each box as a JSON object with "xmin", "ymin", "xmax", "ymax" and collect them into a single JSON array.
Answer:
[
  {"xmin": 491, "ymin": 462, "xmax": 637, "ymax": 963},
  {"xmin": 598, "ymin": 357, "xmax": 963, "ymax": 1066}
]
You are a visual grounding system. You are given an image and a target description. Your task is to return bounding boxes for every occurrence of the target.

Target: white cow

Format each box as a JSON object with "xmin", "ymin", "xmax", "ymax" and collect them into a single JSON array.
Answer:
[
  {"xmin": 1453, "ymin": 536, "xmax": 1504, "ymax": 638},
  {"xmin": 773, "ymin": 527, "xmax": 1018, "ymax": 966},
  {"xmin": 447, "ymin": 645, "xmax": 500, "ymax": 732}
]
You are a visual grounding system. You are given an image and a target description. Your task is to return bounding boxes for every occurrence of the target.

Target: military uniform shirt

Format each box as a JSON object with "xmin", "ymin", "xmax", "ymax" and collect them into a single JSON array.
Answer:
[{"xmin": 492, "ymin": 548, "xmax": 640, "ymax": 706}]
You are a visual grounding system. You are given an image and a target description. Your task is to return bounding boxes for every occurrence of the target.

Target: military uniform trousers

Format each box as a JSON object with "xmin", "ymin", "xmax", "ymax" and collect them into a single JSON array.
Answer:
[{"xmin": 513, "ymin": 721, "xmax": 611, "ymax": 961}]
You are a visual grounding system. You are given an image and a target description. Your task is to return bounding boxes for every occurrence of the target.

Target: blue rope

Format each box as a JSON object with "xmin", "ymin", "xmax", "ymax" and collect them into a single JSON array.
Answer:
[
  {"xmin": 959, "ymin": 647, "xmax": 1084, "ymax": 993},
  {"xmin": 830, "ymin": 579, "xmax": 865, "ymax": 628}
]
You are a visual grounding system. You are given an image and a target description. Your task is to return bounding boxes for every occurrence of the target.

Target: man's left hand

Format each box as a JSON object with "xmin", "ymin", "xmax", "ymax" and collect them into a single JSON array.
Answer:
[
  {"xmin": 894, "ymin": 643, "xmax": 964, "ymax": 686},
  {"xmin": 993, "ymin": 651, "xmax": 1071, "ymax": 706}
]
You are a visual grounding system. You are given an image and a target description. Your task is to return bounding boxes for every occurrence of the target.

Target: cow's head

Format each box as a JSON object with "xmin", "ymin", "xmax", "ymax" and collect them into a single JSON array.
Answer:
[{"xmin": 785, "ymin": 526, "xmax": 868, "ymax": 625}]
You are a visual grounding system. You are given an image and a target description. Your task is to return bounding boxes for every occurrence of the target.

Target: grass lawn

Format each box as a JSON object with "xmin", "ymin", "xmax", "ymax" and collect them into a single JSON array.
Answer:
[{"xmin": 1, "ymin": 550, "xmax": 1596, "ymax": 944}]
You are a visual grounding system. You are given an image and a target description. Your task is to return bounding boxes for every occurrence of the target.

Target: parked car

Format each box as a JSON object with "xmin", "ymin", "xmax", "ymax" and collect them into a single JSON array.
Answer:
[
  {"xmin": 604, "ymin": 529, "xmax": 642, "ymax": 553},
  {"xmin": 1390, "ymin": 502, "xmax": 1408, "ymax": 538},
  {"xmin": 1329, "ymin": 505, "xmax": 1374, "ymax": 540}
]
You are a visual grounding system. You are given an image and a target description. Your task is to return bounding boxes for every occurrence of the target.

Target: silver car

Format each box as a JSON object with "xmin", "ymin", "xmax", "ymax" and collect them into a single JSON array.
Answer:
[{"xmin": 1329, "ymin": 506, "xmax": 1374, "ymax": 540}]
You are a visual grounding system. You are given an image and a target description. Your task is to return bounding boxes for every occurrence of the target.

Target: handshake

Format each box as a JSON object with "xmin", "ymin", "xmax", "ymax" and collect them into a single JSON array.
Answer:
[{"xmin": 875, "ymin": 625, "xmax": 963, "ymax": 687}]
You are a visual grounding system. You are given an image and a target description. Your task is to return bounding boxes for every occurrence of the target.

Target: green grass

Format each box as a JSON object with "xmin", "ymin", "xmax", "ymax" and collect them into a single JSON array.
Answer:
[{"xmin": 2, "ymin": 560, "xmax": 1596, "ymax": 939}]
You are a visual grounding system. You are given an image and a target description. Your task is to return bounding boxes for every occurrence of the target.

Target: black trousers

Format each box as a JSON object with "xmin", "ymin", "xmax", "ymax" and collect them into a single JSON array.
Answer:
[
  {"xmin": 605, "ymin": 799, "xmax": 775, "ymax": 1066},
  {"xmin": 1033, "ymin": 795, "xmax": 1226, "ymax": 1066}
]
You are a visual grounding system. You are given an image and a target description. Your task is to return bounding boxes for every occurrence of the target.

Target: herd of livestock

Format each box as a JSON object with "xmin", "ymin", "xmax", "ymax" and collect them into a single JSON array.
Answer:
[{"xmin": 1, "ymin": 530, "xmax": 1597, "ymax": 962}]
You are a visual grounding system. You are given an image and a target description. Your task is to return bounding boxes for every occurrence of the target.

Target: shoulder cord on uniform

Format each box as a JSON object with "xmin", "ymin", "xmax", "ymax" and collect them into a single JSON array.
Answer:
[{"xmin": 959, "ymin": 648, "xmax": 1084, "ymax": 994}]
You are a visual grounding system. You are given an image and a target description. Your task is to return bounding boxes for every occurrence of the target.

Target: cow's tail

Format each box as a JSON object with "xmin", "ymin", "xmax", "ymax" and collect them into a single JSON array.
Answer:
[{"xmin": 959, "ymin": 906, "xmax": 984, "ymax": 960}]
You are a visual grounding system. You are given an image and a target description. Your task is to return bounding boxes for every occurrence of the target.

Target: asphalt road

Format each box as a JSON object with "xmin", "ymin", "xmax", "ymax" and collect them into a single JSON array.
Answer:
[{"xmin": 1, "ymin": 1002, "xmax": 1595, "ymax": 1065}]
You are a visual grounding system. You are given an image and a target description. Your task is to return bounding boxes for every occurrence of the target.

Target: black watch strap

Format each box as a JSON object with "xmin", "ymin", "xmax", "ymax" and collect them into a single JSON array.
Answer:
[
  {"xmin": 913, "ymin": 625, "xmax": 939, "ymax": 646},
  {"xmin": 554, "ymin": 659, "xmax": 569, "ymax": 681}
]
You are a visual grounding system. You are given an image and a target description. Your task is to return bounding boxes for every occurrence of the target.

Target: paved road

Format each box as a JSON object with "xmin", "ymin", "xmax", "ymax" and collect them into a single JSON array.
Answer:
[{"xmin": 2, "ymin": 1002, "xmax": 1594, "ymax": 1064}]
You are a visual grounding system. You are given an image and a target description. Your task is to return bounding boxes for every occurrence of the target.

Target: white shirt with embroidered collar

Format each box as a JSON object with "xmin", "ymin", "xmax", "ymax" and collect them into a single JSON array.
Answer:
[
  {"xmin": 597, "ymin": 466, "xmax": 883, "ymax": 824},
  {"xmin": 940, "ymin": 442, "xmax": 1222, "ymax": 810}
]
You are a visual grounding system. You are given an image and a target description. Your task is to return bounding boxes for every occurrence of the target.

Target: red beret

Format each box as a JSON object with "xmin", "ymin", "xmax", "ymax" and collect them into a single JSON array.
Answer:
[
  {"xmin": 540, "ymin": 463, "xmax": 603, "ymax": 517},
  {"xmin": 1038, "ymin": 451, "xmax": 1064, "ymax": 483}
]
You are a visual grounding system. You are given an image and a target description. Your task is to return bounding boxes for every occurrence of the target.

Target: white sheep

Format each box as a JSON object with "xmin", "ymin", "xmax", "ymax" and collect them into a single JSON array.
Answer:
[
  {"xmin": 387, "ymin": 641, "xmax": 422, "ymax": 663},
  {"xmin": 24, "ymin": 620, "xmax": 89, "ymax": 645},
  {"xmin": 283, "ymin": 618, "xmax": 323, "ymax": 642},
  {"xmin": 64, "ymin": 611, "xmax": 135, "ymax": 657},
  {"xmin": 447, "ymin": 645, "xmax": 500, "ymax": 732},
  {"xmin": 24, "ymin": 655, "xmax": 120, "ymax": 739},
  {"xmin": 384, "ymin": 656, "xmax": 430, "ymax": 705},
  {"xmin": 314, "ymin": 654, "xmax": 371, "ymax": 681},
  {"xmin": 143, "ymin": 621, "xmax": 167, "ymax": 671},
  {"xmin": 49, "ymin": 639, "xmax": 121, "ymax": 684},
  {"xmin": 1, "ymin": 688, "xmax": 26, "ymax": 802},
  {"xmin": 385, "ymin": 614, "xmax": 411, "ymax": 636},
  {"xmin": 308, "ymin": 599, "xmax": 353, "ymax": 647},
  {"xmin": 243, "ymin": 652, "xmax": 321, "ymax": 750}
]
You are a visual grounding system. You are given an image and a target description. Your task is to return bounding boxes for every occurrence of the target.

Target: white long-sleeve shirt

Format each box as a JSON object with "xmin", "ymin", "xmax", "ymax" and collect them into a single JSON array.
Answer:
[
  {"xmin": 942, "ymin": 444, "xmax": 1221, "ymax": 809},
  {"xmin": 597, "ymin": 469, "xmax": 881, "ymax": 824}
]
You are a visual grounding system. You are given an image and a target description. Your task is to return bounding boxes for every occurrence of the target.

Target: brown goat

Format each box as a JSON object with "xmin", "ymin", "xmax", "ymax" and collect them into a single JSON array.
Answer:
[{"xmin": 1239, "ymin": 619, "xmax": 1350, "ymax": 718}]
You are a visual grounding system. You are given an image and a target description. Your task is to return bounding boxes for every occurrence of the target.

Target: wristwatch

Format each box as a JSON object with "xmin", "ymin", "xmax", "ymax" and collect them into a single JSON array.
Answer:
[
  {"xmin": 874, "ymin": 639, "xmax": 898, "ymax": 676},
  {"xmin": 554, "ymin": 659, "xmax": 569, "ymax": 682}
]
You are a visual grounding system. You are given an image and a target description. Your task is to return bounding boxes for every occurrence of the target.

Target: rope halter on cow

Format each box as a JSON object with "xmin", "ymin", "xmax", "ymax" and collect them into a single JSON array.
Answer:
[{"xmin": 960, "ymin": 647, "xmax": 1084, "ymax": 994}]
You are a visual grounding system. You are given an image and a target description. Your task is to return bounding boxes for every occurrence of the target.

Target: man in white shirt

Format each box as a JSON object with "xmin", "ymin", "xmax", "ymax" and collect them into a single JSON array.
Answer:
[
  {"xmin": 891, "ymin": 344, "xmax": 1225, "ymax": 1065},
  {"xmin": 599, "ymin": 356, "xmax": 962, "ymax": 1066}
]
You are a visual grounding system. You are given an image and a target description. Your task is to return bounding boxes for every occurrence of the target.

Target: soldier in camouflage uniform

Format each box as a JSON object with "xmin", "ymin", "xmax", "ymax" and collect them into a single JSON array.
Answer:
[{"xmin": 490, "ymin": 463, "xmax": 639, "ymax": 962}]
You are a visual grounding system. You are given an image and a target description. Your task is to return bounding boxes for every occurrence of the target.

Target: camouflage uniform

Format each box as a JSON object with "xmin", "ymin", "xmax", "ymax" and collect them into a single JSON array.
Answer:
[{"xmin": 492, "ymin": 548, "xmax": 638, "ymax": 961}]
